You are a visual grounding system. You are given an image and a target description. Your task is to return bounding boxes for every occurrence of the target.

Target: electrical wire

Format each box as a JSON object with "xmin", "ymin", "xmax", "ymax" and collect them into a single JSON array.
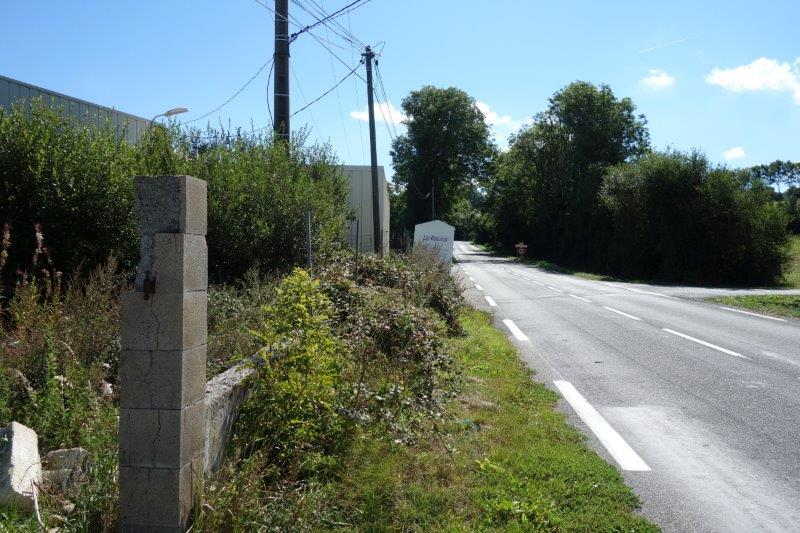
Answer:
[
  {"xmin": 292, "ymin": 59, "xmax": 364, "ymax": 117},
  {"xmin": 290, "ymin": 0, "xmax": 363, "ymax": 49},
  {"xmin": 251, "ymin": 0, "xmax": 366, "ymax": 82},
  {"xmin": 182, "ymin": 59, "xmax": 273, "ymax": 125},
  {"xmin": 374, "ymin": 60, "xmax": 400, "ymax": 142},
  {"xmin": 265, "ymin": 59, "xmax": 275, "ymax": 125},
  {"xmin": 306, "ymin": 0, "xmax": 371, "ymax": 48},
  {"xmin": 290, "ymin": 0, "xmax": 370, "ymax": 43}
]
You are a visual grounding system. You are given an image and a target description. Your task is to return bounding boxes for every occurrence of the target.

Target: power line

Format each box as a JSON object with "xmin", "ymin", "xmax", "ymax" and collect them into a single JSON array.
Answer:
[
  {"xmin": 252, "ymin": 0, "xmax": 366, "ymax": 82},
  {"xmin": 292, "ymin": 60, "xmax": 364, "ymax": 117},
  {"xmin": 290, "ymin": 0, "xmax": 363, "ymax": 49},
  {"xmin": 305, "ymin": 0, "xmax": 372, "ymax": 48},
  {"xmin": 290, "ymin": 0, "xmax": 370, "ymax": 43},
  {"xmin": 182, "ymin": 59, "xmax": 273, "ymax": 125},
  {"xmin": 374, "ymin": 60, "xmax": 400, "ymax": 142},
  {"xmin": 266, "ymin": 59, "xmax": 275, "ymax": 125}
]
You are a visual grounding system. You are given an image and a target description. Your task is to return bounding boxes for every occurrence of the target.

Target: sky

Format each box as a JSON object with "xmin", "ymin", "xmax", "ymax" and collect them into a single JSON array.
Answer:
[{"xmin": 3, "ymin": 0, "xmax": 799, "ymax": 180}]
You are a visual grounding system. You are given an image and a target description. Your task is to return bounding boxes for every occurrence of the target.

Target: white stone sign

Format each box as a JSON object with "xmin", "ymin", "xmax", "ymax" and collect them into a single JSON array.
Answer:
[{"xmin": 413, "ymin": 220, "xmax": 455, "ymax": 264}]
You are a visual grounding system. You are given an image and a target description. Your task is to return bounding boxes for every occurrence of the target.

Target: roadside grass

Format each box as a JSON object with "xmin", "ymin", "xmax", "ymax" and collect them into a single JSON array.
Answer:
[
  {"xmin": 783, "ymin": 235, "xmax": 800, "ymax": 288},
  {"xmin": 708, "ymin": 295, "xmax": 800, "ymax": 320},
  {"xmin": 707, "ymin": 236, "xmax": 800, "ymax": 319},
  {"xmin": 325, "ymin": 309, "xmax": 658, "ymax": 532},
  {"xmin": 526, "ymin": 259, "xmax": 615, "ymax": 282}
]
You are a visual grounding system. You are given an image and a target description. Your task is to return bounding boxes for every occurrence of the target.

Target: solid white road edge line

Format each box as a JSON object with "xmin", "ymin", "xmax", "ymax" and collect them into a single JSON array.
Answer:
[
  {"xmin": 603, "ymin": 306, "xmax": 642, "ymax": 321},
  {"xmin": 662, "ymin": 328, "xmax": 750, "ymax": 360},
  {"xmin": 626, "ymin": 287, "xmax": 675, "ymax": 298},
  {"xmin": 719, "ymin": 306, "xmax": 786, "ymax": 322},
  {"xmin": 569, "ymin": 294, "xmax": 591, "ymax": 303},
  {"xmin": 474, "ymin": 284, "xmax": 484, "ymax": 291},
  {"xmin": 502, "ymin": 319, "xmax": 530, "ymax": 341},
  {"xmin": 553, "ymin": 380, "xmax": 651, "ymax": 472},
  {"xmin": 485, "ymin": 295, "xmax": 497, "ymax": 307}
]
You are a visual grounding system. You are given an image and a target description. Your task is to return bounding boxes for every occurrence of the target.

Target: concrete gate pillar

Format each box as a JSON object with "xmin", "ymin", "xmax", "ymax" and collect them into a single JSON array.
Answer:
[{"xmin": 119, "ymin": 176, "xmax": 207, "ymax": 531}]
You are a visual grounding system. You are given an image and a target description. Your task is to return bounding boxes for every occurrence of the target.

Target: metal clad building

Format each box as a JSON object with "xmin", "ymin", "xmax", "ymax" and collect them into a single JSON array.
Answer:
[
  {"xmin": 341, "ymin": 165, "xmax": 390, "ymax": 255},
  {"xmin": 0, "ymin": 74, "xmax": 150, "ymax": 144}
]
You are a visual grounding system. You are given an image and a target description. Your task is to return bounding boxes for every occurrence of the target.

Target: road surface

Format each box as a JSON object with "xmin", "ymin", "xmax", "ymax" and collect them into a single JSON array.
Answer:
[{"xmin": 454, "ymin": 241, "xmax": 800, "ymax": 532}]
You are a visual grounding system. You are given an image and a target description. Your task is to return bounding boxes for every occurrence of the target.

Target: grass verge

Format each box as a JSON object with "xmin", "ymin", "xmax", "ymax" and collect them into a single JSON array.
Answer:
[
  {"xmin": 707, "ymin": 295, "xmax": 800, "ymax": 320},
  {"xmin": 783, "ymin": 236, "xmax": 800, "ymax": 288},
  {"xmin": 706, "ymin": 236, "xmax": 800, "ymax": 319},
  {"xmin": 322, "ymin": 309, "xmax": 658, "ymax": 531}
]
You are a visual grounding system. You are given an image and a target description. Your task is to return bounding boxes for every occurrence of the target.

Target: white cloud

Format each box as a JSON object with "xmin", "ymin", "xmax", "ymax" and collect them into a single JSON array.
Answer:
[
  {"xmin": 706, "ymin": 57, "xmax": 800, "ymax": 104},
  {"xmin": 350, "ymin": 101, "xmax": 406, "ymax": 124},
  {"xmin": 476, "ymin": 101, "xmax": 515, "ymax": 126},
  {"xmin": 723, "ymin": 146, "xmax": 746, "ymax": 161},
  {"xmin": 640, "ymin": 69, "xmax": 676, "ymax": 90}
]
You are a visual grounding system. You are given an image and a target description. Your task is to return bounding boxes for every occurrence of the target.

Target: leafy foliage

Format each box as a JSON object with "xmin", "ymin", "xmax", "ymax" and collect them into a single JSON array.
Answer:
[
  {"xmin": 601, "ymin": 151, "xmax": 788, "ymax": 284},
  {"xmin": 234, "ymin": 269, "xmax": 349, "ymax": 477},
  {"xmin": 391, "ymin": 86, "xmax": 496, "ymax": 231},
  {"xmin": 0, "ymin": 101, "xmax": 350, "ymax": 284},
  {"xmin": 486, "ymin": 81, "xmax": 650, "ymax": 269}
]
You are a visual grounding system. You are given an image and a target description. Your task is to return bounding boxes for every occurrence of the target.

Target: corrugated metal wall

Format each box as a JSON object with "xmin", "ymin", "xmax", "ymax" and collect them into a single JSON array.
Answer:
[
  {"xmin": 341, "ymin": 165, "xmax": 390, "ymax": 254},
  {"xmin": 0, "ymin": 74, "xmax": 150, "ymax": 144}
]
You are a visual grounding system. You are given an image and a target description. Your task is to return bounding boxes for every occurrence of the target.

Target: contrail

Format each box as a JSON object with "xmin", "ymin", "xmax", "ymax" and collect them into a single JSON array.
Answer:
[{"xmin": 639, "ymin": 38, "xmax": 689, "ymax": 54}]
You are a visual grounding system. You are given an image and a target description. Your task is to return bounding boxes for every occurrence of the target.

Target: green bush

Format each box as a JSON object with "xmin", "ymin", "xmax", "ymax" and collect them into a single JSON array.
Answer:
[
  {"xmin": 233, "ymin": 269, "xmax": 350, "ymax": 476},
  {"xmin": 0, "ymin": 101, "xmax": 350, "ymax": 284},
  {"xmin": 601, "ymin": 150, "xmax": 789, "ymax": 284},
  {"xmin": 0, "ymin": 104, "xmax": 138, "ymax": 278}
]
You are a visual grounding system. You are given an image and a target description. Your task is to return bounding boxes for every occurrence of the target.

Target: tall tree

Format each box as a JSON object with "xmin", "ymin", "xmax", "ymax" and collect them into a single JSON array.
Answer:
[
  {"xmin": 391, "ymin": 86, "xmax": 495, "ymax": 229},
  {"xmin": 488, "ymin": 82, "xmax": 650, "ymax": 267}
]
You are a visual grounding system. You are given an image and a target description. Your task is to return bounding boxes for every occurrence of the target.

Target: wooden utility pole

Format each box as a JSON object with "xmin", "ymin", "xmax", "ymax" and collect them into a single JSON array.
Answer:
[
  {"xmin": 274, "ymin": 0, "xmax": 290, "ymax": 140},
  {"xmin": 363, "ymin": 46, "xmax": 383, "ymax": 256}
]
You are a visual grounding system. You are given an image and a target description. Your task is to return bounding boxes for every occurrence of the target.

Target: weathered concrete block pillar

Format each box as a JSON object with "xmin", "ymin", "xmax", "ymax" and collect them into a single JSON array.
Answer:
[{"xmin": 120, "ymin": 176, "xmax": 207, "ymax": 532}]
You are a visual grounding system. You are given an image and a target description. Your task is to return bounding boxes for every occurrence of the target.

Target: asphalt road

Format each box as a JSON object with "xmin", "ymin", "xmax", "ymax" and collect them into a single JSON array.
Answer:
[{"xmin": 454, "ymin": 241, "xmax": 800, "ymax": 533}]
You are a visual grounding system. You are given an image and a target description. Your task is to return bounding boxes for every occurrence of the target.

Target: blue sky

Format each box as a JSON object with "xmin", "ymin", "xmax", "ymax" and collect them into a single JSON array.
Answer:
[{"xmin": 3, "ymin": 0, "xmax": 799, "ymax": 179}]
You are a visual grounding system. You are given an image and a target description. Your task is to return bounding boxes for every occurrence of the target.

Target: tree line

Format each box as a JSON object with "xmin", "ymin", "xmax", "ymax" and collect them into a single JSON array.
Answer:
[{"xmin": 390, "ymin": 83, "xmax": 797, "ymax": 285}]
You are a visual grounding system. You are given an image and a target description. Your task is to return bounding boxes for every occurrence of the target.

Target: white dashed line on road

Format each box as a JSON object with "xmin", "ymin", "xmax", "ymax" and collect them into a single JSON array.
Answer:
[
  {"xmin": 469, "ymin": 276, "xmax": 476, "ymax": 282},
  {"xmin": 554, "ymin": 380, "xmax": 651, "ymax": 472},
  {"xmin": 719, "ymin": 306, "xmax": 786, "ymax": 322},
  {"xmin": 474, "ymin": 284, "xmax": 484, "ymax": 291},
  {"xmin": 569, "ymin": 294, "xmax": 591, "ymax": 303},
  {"xmin": 503, "ymin": 319, "xmax": 530, "ymax": 341},
  {"xmin": 662, "ymin": 328, "xmax": 750, "ymax": 360},
  {"xmin": 603, "ymin": 306, "xmax": 642, "ymax": 321},
  {"xmin": 547, "ymin": 285, "xmax": 562, "ymax": 292},
  {"xmin": 485, "ymin": 295, "xmax": 497, "ymax": 307}
]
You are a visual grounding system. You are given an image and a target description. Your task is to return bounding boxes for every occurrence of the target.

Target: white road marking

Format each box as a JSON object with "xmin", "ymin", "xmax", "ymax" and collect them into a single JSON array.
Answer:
[
  {"xmin": 662, "ymin": 328, "xmax": 750, "ymax": 360},
  {"xmin": 469, "ymin": 276, "xmax": 476, "ymax": 282},
  {"xmin": 503, "ymin": 319, "xmax": 530, "ymax": 341},
  {"xmin": 603, "ymin": 306, "xmax": 642, "ymax": 321},
  {"xmin": 485, "ymin": 295, "xmax": 497, "ymax": 307},
  {"xmin": 626, "ymin": 287, "xmax": 676, "ymax": 298},
  {"xmin": 719, "ymin": 306, "xmax": 786, "ymax": 322},
  {"xmin": 761, "ymin": 351, "xmax": 800, "ymax": 369},
  {"xmin": 547, "ymin": 285, "xmax": 562, "ymax": 292},
  {"xmin": 569, "ymin": 294, "xmax": 592, "ymax": 303},
  {"xmin": 553, "ymin": 380, "xmax": 651, "ymax": 472},
  {"xmin": 474, "ymin": 284, "xmax": 484, "ymax": 291}
]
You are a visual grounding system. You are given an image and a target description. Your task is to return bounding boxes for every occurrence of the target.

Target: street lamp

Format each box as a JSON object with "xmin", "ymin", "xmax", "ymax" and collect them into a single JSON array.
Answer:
[{"xmin": 151, "ymin": 107, "xmax": 189, "ymax": 124}]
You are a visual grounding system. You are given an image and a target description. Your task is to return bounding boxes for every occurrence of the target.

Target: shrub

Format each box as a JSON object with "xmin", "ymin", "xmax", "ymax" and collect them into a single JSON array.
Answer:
[
  {"xmin": 601, "ymin": 150, "xmax": 788, "ymax": 285},
  {"xmin": 0, "ymin": 102, "xmax": 350, "ymax": 284},
  {"xmin": 233, "ymin": 269, "xmax": 350, "ymax": 477},
  {"xmin": 0, "ymin": 104, "xmax": 138, "ymax": 278},
  {"xmin": 319, "ymin": 248, "xmax": 464, "ymax": 335}
]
